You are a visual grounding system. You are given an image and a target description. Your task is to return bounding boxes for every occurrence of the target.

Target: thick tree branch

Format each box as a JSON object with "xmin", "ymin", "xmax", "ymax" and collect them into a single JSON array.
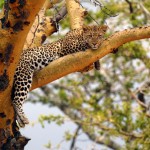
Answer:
[
  {"xmin": 0, "ymin": 0, "xmax": 46, "ymax": 127},
  {"xmin": 31, "ymin": 26, "xmax": 150, "ymax": 90},
  {"xmin": 23, "ymin": 0, "xmax": 63, "ymax": 49},
  {"xmin": 66, "ymin": 0, "xmax": 85, "ymax": 29},
  {"xmin": 0, "ymin": 1, "xmax": 47, "ymax": 147}
]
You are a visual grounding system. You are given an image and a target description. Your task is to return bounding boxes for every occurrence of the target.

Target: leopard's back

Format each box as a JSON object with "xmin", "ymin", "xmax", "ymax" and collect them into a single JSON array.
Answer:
[{"xmin": 12, "ymin": 25, "xmax": 108, "ymax": 127}]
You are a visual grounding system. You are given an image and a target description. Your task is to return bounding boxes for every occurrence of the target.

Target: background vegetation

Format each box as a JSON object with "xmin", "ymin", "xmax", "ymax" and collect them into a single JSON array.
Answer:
[{"xmin": 27, "ymin": 0, "xmax": 150, "ymax": 149}]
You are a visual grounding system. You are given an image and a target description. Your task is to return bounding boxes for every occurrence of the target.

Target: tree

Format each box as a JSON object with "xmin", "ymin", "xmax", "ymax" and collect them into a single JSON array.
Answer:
[{"xmin": 0, "ymin": 0, "xmax": 150, "ymax": 149}]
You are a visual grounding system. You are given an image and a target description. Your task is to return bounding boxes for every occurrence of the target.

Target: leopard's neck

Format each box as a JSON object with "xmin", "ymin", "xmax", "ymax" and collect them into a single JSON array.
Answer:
[{"xmin": 45, "ymin": 30, "xmax": 89, "ymax": 58}]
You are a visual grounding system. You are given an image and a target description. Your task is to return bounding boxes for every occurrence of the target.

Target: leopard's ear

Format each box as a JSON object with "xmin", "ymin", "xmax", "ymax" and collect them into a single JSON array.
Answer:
[
  {"xmin": 100, "ymin": 25, "xmax": 108, "ymax": 32},
  {"xmin": 82, "ymin": 25, "xmax": 89, "ymax": 32}
]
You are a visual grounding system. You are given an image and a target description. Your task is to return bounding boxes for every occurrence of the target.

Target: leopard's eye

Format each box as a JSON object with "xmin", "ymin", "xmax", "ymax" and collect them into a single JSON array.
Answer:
[{"xmin": 87, "ymin": 34, "xmax": 91, "ymax": 37}]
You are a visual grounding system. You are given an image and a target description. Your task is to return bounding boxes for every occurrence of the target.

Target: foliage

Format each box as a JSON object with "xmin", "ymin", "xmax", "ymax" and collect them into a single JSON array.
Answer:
[
  {"xmin": 0, "ymin": 0, "xmax": 4, "ymax": 9},
  {"xmin": 27, "ymin": 0, "xmax": 150, "ymax": 149}
]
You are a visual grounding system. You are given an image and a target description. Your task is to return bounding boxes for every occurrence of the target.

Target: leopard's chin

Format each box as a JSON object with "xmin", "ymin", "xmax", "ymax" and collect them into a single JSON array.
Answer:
[{"xmin": 91, "ymin": 47, "xmax": 99, "ymax": 50}]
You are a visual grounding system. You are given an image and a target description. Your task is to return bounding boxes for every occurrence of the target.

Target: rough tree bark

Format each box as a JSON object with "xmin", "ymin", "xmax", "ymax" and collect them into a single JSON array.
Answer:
[
  {"xmin": 0, "ymin": 0, "xmax": 51, "ymax": 149},
  {"xmin": 23, "ymin": 0, "xmax": 62, "ymax": 49},
  {"xmin": 0, "ymin": 0, "xmax": 150, "ymax": 149}
]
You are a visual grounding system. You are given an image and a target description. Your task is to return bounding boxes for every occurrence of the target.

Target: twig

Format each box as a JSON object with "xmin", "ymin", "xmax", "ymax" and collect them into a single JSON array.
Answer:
[
  {"xmin": 52, "ymin": 83, "xmax": 80, "ymax": 98},
  {"xmin": 129, "ymin": 90, "xmax": 148, "ymax": 109},
  {"xmin": 124, "ymin": 0, "xmax": 134, "ymax": 13},
  {"xmin": 51, "ymin": 5, "xmax": 67, "ymax": 31},
  {"xmin": 89, "ymin": 0, "xmax": 118, "ymax": 17},
  {"xmin": 70, "ymin": 126, "xmax": 81, "ymax": 150},
  {"xmin": 130, "ymin": 89, "xmax": 150, "ymax": 118},
  {"xmin": 118, "ymin": 129, "xmax": 143, "ymax": 138},
  {"xmin": 50, "ymin": 0, "xmax": 65, "ymax": 30},
  {"xmin": 139, "ymin": 2, "xmax": 150, "ymax": 21},
  {"xmin": 54, "ymin": 5, "xmax": 67, "ymax": 22}
]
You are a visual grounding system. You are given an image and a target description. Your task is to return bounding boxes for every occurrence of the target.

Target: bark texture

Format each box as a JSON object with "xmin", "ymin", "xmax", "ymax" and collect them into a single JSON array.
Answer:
[
  {"xmin": 23, "ymin": 0, "xmax": 62, "ymax": 49},
  {"xmin": 66, "ymin": 0, "xmax": 85, "ymax": 29},
  {"xmin": 0, "ymin": 0, "xmax": 46, "ymax": 149}
]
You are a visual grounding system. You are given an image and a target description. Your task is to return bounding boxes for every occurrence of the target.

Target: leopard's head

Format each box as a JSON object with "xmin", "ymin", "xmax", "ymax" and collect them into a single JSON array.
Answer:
[{"xmin": 82, "ymin": 25, "xmax": 108, "ymax": 50}]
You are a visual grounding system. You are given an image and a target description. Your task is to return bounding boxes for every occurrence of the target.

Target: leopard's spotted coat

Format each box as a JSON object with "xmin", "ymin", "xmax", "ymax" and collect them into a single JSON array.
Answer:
[{"xmin": 12, "ymin": 25, "xmax": 107, "ymax": 127}]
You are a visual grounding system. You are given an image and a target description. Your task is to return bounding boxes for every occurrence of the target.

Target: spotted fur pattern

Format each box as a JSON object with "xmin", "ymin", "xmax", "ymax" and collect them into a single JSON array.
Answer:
[{"xmin": 12, "ymin": 25, "xmax": 107, "ymax": 127}]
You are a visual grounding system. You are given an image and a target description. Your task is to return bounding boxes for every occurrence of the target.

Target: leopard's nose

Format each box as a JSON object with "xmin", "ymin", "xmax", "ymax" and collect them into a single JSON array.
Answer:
[
  {"xmin": 91, "ymin": 44, "xmax": 98, "ymax": 50},
  {"xmin": 93, "ymin": 43, "xmax": 97, "ymax": 46}
]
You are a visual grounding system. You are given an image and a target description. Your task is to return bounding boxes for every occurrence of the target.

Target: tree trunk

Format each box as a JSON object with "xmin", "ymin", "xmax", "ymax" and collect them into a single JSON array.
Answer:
[{"xmin": 0, "ymin": 0, "xmax": 46, "ymax": 149}]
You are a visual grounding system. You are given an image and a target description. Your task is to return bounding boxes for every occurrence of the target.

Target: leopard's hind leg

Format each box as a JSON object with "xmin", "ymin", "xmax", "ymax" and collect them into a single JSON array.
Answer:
[{"xmin": 12, "ymin": 71, "xmax": 33, "ymax": 127}]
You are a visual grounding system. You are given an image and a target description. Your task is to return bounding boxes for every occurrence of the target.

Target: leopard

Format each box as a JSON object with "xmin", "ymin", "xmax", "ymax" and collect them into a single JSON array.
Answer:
[{"xmin": 12, "ymin": 25, "xmax": 108, "ymax": 127}]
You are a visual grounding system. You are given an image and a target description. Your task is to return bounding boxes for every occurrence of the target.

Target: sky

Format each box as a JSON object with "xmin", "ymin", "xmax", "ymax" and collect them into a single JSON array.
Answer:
[{"xmin": 22, "ymin": 102, "xmax": 111, "ymax": 150}]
